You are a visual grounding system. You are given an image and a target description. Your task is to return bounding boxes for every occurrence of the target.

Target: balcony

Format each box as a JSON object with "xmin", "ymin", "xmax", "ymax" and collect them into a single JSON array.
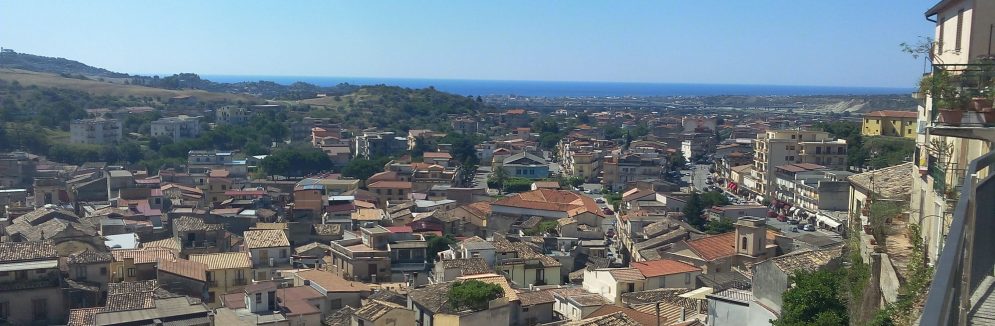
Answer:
[
  {"xmin": 926, "ymin": 63, "xmax": 995, "ymax": 133},
  {"xmin": 920, "ymin": 150, "xmax": 995, "ymax": 325}
]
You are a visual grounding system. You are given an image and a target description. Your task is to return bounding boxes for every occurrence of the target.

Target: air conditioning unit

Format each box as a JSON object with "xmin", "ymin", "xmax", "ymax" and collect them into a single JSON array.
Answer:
[{"xmin": 268, "ymin": 257, "xmax": 275, "ymax": 267}]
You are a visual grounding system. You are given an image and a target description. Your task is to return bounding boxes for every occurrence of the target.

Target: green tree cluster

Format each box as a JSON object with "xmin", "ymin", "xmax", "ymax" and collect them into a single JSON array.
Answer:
[
  {"xmin": 524, "ymin": 220, "xmax": 559, "ymax": 236},
  {"xmin": 774, "ymin": 269, "xmax": 849, "ymax": 326},
  {"xmin": 683, "ymin": 191, "xmax": 730, "ymax": 230},
  {"xmin": 426, "ymin": 234, "xmax": 457, "ymax": 262},
  {"xmin": 448, "ymin": 280, "xmax": 504, "ymax": 312},
  {"xmin": 259, "ymin": 146, "xmax": 333, "ymax": 177},
  {"xmin": 342, "ymin": 156, "xmax": 393, "ymax": 181}
]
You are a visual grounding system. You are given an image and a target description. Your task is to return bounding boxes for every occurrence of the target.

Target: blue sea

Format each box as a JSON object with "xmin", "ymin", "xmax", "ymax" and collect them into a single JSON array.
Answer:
[{"xmin": 203, "ymin": 75, "xmax": 912, "ymax": 97}]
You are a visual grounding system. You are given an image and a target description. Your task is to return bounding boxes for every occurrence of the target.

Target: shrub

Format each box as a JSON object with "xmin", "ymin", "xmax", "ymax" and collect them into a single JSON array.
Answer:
[{"xmin": 448, "ymin": 280, "xmax": 504, "ymax": 311}]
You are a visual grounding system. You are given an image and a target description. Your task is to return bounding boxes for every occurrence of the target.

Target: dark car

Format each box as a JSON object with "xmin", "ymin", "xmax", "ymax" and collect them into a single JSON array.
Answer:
[{"xmin": 602, "ymin": 207, "xmax": 614, "ymax": 215}]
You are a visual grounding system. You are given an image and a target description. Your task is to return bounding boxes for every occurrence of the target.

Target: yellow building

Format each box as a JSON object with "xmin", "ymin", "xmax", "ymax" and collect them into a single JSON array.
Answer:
[
  {"xmin": 861, "ymin": 110, "xmax": 918, "ymax": 139},
  {"xmin": 189, "ymin": 252, "xmax": 252, "ymax": 307}
]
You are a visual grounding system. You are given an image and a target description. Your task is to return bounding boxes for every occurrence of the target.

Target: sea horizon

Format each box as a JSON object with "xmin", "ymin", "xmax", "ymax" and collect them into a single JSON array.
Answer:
[{"xmin": 200, "ymin": 75, "xmax": 914, "ymax": 98}]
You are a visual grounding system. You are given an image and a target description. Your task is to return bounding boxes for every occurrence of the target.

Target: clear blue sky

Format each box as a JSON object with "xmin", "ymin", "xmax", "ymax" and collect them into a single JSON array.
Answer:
[{"xmin": 0, "ymin": 1, "xmax": 936, "ymax": 88}]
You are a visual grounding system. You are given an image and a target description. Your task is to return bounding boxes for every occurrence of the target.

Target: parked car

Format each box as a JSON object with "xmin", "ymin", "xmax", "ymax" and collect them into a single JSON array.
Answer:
[
  {"xmin": 789, "ymin": 219, "xmax": 800, "ymax": 225},
  {"xmin": 791, "ymin": 227, "xmax": 799, "ymax": 232},
  {"xmin": 602, "ymin": 207, "xmax": 614, "ymax": 215},
  {"xmin": 595, "ymin": 198, "xmax": 606, "ymax": 204},
  {"xmin": 804, "ymin": 224, "xmax": 816, "ymax": 232}
]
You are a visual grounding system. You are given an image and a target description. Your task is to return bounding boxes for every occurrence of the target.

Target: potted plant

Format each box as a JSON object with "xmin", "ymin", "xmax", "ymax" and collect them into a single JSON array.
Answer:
[{"xmin": 920, "ymin": 71, "xmax": 965, "ymax": 126}]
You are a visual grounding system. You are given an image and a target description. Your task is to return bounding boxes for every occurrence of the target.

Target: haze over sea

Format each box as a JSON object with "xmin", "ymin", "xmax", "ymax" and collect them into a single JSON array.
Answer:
[{"xmin": 203, "ymin": 75, "xmax": 913, "ymax": 97}]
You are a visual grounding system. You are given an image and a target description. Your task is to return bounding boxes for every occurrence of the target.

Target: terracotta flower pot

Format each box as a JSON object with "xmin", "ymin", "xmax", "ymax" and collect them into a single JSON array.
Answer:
[
  {"xmin": 939, "ymin": 109, "xmax": 964, "ymax": 126},
  {"xmin": 981, "ymin": 107, "xmax": 995, "ymax": 124},
  {"xmin": 972, "ymin": 97, "xmax": 992, "ymax": 111}
]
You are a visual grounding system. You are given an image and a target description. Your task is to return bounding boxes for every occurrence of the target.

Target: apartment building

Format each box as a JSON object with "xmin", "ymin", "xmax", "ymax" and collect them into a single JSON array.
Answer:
[
  {"xmin": 70, "ymin": 118, "xmax": 122, "ymax": 144},
  {"xmin": 861, "ymin": 110, "xmax": 918, "ymax": 139},
  {"xmin": 751, "ymin": 130, "xmax": 846, "ymax": 198},
  {"xmin": 216, "ymin": 106, "xmax": 250, "ymax": 125},
  {"xmin": 910, "ymin": 0, "xmax": 995, "ymax": 266},
  {"xmin": 151, "ymin": 115, "xmax": 202, "ymax": 141},
  {"xmin": 602, "ymin": 153, "xmax": 666, "ymax": 191},
  {"xmin": 354, "ymin": 131, "xmax": 406, "ymax": 158},
  {"xmin": 917, "ymin": 2, "xmax": 995, "ymax": 323}
]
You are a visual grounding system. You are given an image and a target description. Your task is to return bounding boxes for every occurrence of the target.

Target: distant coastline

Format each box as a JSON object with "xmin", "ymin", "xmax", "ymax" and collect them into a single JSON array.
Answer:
[{"xmin": 202, "ymin": 75, "xmax": 913, "ymax": 97}]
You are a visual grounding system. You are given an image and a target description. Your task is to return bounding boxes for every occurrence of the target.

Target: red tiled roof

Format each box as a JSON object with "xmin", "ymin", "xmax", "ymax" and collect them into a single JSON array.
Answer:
[
  {"xmin": 385, "ymin": 226, "xmax": 413, "ymax": 233},
  {"xmin": 367, "ymin": 181, "xmax": 413, "ymax": 189},
  {"xmin": 494, "ymin": 189, "xmax": 603, "ymax": 217},
  {"xmin": 684, "ymin": 232, "xmax": 737, "ymax": 261},
  {"xmin": 632, "ymin": 259, "xmax": 701, "ymax": 278},
  {"xmin": 585, "ymin": 305, "xmax": 659, "ymax": 326},
  {"xmin": 157, "ymin": 258, "xmax": 207, "ymax": 281},
  {"xmin": 865, "ymin": 110, "xmax": 917, "ymax": 118},
  {"xmin": 505, "ymin": 109, "xmax": 526, "ymax": 115},
  {"xmin": 423, "ymin": 152, "xmax": 452, "ymax": 159}
]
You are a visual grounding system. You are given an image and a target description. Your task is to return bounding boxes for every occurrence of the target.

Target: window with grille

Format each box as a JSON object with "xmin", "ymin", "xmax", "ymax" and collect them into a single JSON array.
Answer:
[{"xmin": 955, "ymin": 9, "xmax": 964, "ymax": 51}]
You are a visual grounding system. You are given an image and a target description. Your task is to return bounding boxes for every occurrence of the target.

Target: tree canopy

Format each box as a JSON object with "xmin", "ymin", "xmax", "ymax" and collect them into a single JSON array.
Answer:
[
  {"xmin": 259, "ymin": 146, "xmax": 333, "ymax": 177},
  {"xmin": 342, "ymin": 156, "xmax": 392, "ymax": 181},
  {"xmin": 774, "ymin": 269, "xmax": 849, "ymax": 326},
  {"xmin": 448, "ymin": 280, "xmax": 504, "ymax": 312}
]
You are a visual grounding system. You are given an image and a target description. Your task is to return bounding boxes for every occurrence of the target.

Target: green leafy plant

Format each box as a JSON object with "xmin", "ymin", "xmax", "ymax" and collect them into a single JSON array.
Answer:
[{"xmin": 448, "ymin": 280, "xmax": 504, "ymax": 312}]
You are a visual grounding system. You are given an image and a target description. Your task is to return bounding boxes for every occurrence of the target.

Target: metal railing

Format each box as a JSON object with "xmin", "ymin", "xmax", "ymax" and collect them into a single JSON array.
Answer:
[
  {"xmin": 920, "ymin": 149, "xmax": 995, "ymax": 325},
  {"xmin": 927, "ymin": 62, "xmax": 995, "ymax": 126}
]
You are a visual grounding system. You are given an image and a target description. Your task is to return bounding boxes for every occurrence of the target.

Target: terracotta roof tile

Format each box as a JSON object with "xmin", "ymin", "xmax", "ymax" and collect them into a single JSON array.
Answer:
[
  {"xmin": 493, "ymin": 189, "xmax": 603, "ymax": 217},
  {"xmin": 367, "ymin": 181, "xmax": 413, "ymax": 189},
  {"xmin": 296, "ymin": 269, "xmax": 371, "ymax": 293},
  {"xmin": 0, "ymin": 241, "xmax": 57, "ymax": 262},
  {"xmin": 684, "ymin": 232, "xmax": 737, "ymax": 261},
  {"xmin": 585, "ymin": 305, "xmax": 659, "ymax": 326},
  {"xmin": 68, "ymin": 249, "xmax": 113, "ymax": 264},
  {"xmin": 243, "ymin": 229, "xmax": 290, "ymax": 249},
  {"xmin": 111, "ymin": 248, "xmax": 177, "ymax": 264},
  {"xmin": 157, "ymin": 258, "xmax": 207, "ymax": 282},
  {"xmin": 67, "ymin": 307, "xmax": 102, "ymax": 326},
  {"xmin": 440, "ymin": 258, "xmax": 492, "ymax": 276},
  {"xmin": 188, "ymin": 252, "xmax": 252, "ymax": 270},
  {"xmin": 632, "ymin": 259, "xmax": 701, "ymax": 278},
  {"xmin": 608, "ymin": 268, "xmax": 646, "ymax": 282},
  {"xmin": 354, "ymin": 299, "xmax": 407, "ymax": 321}
]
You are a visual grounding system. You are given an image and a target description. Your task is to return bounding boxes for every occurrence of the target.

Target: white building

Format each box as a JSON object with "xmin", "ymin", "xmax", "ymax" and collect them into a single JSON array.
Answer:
[
  {"xmin": 70, "ymin": 118, "xmax": 122, "ymax": 145},
  {"xmin": 151, "ymin": 115, "xmax": 202, "ymax": 141}
]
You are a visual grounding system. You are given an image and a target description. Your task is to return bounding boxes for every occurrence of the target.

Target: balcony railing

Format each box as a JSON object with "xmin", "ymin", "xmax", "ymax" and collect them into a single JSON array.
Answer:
[
  {"xmin": 920, "ymin": 149, "xmax": 995, "ymax": 325},
  {"xmin": 927, "ymin": 62, "xmax": 995, "ymax": 127}
]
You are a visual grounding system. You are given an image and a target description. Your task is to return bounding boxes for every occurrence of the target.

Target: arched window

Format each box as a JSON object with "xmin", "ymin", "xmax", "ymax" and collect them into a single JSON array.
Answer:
[{"xmin": 741, "ymin": 237, "xmax": 748, "ymax": 251}]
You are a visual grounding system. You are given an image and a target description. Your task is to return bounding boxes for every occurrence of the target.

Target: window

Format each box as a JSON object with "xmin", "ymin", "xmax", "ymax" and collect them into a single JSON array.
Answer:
[
  {"xmin": 127, "ymin": 268, "xmax": 136, "ymax": 277},
  {"xmin": 0, "ymin": 302, "xmax": 7, "ymax": 320},
  {"xmin": 75, "ymin": 267, "xmax": 87, "ymax": 279},
  {"xmin": 255, "ymin": 293, "xmax": 263, "ymax": 304},
  {"xmin": 627, "ymin": 283, "xmax": 635, "ymax": 292},
  {"xmin": 32, "ymin": 299, "xmax": 46, "ymax": 321},
  {"xmin": 938, "ymin": 16, "xmax": 945, "ymax": 52},
  {"xmin": 742, "ymin": 237, "xmax": 748, "ymax": 251},
  {"xmin": 329, "ymin": 298, "xmax": 343, "ymax": 309},
  {"xmin": 358, "ymin": 320, "xmax": 365, "ymax": 326},
  {"xmin": 685, "ymin": 273, "xmax": 692, "ymax": 284},
  {"xmin": 955, "ymin": 9, "xmax": 964, "ymax": 51},
  {"xmin": 815, "ymin": 147, "xmax": 821, "ymax": 154},
  {"xmin": 280, "ymin": 249, "xmax": 288, "ymax": 258}
]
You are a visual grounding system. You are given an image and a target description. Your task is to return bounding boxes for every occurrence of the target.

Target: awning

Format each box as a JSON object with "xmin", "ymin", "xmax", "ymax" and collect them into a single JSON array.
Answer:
[{"xmin": 817, "ymin": 214, "xmax": 842, "ymax": 228}]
